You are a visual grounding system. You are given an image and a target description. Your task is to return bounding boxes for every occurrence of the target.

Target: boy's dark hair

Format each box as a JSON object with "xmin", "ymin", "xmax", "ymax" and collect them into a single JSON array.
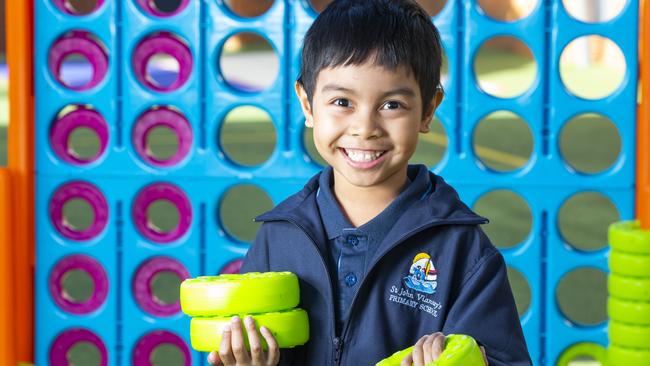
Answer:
[{"xmin": 297, "ymin": 0, "xmax": 443, "ymax": 117}]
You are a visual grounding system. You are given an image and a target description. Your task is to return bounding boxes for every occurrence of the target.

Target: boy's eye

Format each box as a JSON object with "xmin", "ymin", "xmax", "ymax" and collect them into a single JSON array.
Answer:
[
  {"xmin": 334, "ymin": 99, "xmax": 350, "ymax": 107},
  {"xmin": 382, "ymin": 101, "xmax": 401, "ymax": 110}
]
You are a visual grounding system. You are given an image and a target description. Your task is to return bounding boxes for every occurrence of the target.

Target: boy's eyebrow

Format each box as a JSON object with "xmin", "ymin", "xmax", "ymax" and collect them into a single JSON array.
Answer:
[
  {"xmin": 320, "ymin": 84, "xmax": 416, "ymax": 98},
  {"xmin": 379, "ymin": 87, "xmax": 417, "ymax": 99},
  {"xmin": 320, "ymin": 83, "xmax": 357, "ymax": 95}
]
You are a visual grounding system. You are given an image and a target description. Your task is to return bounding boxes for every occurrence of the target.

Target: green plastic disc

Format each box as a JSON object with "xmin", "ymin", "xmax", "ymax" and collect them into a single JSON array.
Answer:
[
  {"xmin": 608, "ymin": 297, "xmax": 650, "ymax": 325},
  {"xmin": 609, "ymin": 345, "xmax": 650, "ymax": 366},
  {"xmin": 609, "ymin": 321, "xmax": 650, "ymax": 349},
  {"xmin": 190, "ymin": 308, "xmax": 310, "ymax": 352},
  {"xmin": 609, "ymin": 221, "xmax": 650, "ymax": 255},
  {"xmin": 180, "ymin": 272, "xmax": 299, "ymax": 317},
  {"xmin": 375, "ymin": 334, "xmax": 484, "ymax": 366},
  {"xmin": 555, "ymin": 342, "xmax": 608, "ymax": 366},
  {"xmin": 376, "ymin": 346, "xmax": 414, "ymax": 366},
  {"xmin": 609, "ymin": 274, "xmax": 650, "ymax": 301},
  {"xmin": 609, "ymin": 250, "xmax": 650, "ymax": 278}
]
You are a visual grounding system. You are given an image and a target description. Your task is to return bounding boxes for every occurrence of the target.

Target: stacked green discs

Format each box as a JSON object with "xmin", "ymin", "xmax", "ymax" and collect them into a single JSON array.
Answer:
[
  {"xmin": 607, "ymin": 221, "xmax": 650, "ymax": 365},
  {"xmin": 180, "ymin": 272, "xmax": 310, "ymax": 352}
]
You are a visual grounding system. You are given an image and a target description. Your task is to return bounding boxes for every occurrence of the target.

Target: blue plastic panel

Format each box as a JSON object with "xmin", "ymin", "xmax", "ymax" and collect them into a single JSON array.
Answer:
[{"xmin": 34, "ymin": 1, "xmax": 639, "ymax": 365}]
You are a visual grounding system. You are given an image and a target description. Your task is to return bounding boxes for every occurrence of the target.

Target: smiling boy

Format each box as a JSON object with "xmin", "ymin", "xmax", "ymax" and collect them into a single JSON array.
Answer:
[{"xmin": 208, "ymin": 1, "xmax": 532, "ymax": 365}]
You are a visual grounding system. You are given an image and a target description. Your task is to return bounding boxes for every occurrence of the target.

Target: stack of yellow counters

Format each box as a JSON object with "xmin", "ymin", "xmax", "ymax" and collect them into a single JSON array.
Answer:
[
  {"xmin": 180, "ymin": 272, "xmax": 309, "ymax": 352},
  {"xmin": 607, "ymin": 221, "xmax": 650, "ymax": 365}
]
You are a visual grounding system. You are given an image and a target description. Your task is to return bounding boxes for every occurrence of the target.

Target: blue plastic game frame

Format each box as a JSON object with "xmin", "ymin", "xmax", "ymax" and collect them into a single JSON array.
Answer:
[{"xmin": 34, "ymin": 1, "xmax": 638, "ymax": 365}]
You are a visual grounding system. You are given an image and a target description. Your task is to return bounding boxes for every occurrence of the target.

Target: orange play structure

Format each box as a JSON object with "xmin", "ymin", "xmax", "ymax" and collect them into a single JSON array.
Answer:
[
  {"xmin": 1, "ymin": 1, "xmax": 34, "ymax": 365},
  {"xmin": 639, "ymin": 0, "xmax": 650, "ymax": 230},
  {"xmin": 0, "ymin": 0, "xmax": 648, "ymax": 365}
]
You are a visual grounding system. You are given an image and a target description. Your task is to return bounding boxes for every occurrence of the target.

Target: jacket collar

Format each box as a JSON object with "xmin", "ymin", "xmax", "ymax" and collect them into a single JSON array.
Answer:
[
  {"xmin": 255, "ymin": 165, "xmax": 488, "ymax": 259},
  {"xmin": 316, "ymin": 165, "xmax": 432, "ymax": 241}
]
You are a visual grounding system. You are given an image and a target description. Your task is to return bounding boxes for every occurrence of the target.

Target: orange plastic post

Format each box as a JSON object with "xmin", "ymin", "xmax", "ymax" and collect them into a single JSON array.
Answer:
[
  {"xmin": 0, "ymin": 169, "xmax": 16, "ymax": 365},
  {"xmin": 640, "ymin": 0, "xmax": 650, "ymax": 229},
  {"xmin": 5, "ymin": 0, "xmax": 35, "ymax": 364}
]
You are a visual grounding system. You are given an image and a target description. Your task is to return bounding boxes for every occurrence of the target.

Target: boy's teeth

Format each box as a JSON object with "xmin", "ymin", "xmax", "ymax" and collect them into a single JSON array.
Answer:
[{"xmin": 345, "ymin": 149, "xmax": 383, "ymax": 162}]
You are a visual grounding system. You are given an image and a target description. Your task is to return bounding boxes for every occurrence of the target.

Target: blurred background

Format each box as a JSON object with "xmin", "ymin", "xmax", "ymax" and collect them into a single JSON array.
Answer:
[{"xmin": 0, "ymin": 1, "xmax": 633, "ymax": 365}]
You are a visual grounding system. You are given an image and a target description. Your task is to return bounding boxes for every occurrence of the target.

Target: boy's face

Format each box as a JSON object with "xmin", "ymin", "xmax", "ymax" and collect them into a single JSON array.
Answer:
[{"xmin": 296, "ymin": 61, "xmax": 442, "ymax": 190}]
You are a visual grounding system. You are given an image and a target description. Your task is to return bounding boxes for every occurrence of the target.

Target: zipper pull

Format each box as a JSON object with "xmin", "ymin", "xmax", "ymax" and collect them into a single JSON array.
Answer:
[{"xmin": 333, "ymin": 337, "xmax": 344, "ymax": 365}]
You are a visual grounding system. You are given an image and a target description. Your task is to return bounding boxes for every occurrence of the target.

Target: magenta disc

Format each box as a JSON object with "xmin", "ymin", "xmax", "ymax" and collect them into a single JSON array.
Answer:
[
  {"xmin": 49, "ymin": 181, "xmax": 109, "ymax": 241},
  {"xmin": 132, "ymin": 330, "xmax": 191, "ymax": 366},
  {"xmin": 133, "ymin": 257, "xmax": 190, "ymax": 316},
  {"xmin": 49, "ymin": 328, "xmax": 108, "ymax": 366},
  {"xmin": 132, "ymin": 183, "xmax": 192, "ymax": 243},
  {"xmin": 132, "ymin": 107, "xmax": 192, "ymax": 167},
  {"xmin": 136, "ymin": 0, "xmax": 189, "ymax": 17},
  {"xmin": 132, "ymin": 33, "xmax": 192, "ymax": 92},
  {"xmin": 50, "ymin": 107, "xmax": 109, "ymax": 165},
  {"xmin": 49, "ymin": 31, "xmax": 108, "ymax": 90}
]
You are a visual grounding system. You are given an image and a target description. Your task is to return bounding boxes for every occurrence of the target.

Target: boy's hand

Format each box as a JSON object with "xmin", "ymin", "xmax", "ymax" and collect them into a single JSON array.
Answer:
[
  {"xmin": 207, "ymin": 316, "xmax": 280, "ymax": 366},
  {"xmin": 400, "ymin": 333, "xmax": 489, "ymax": 366}
]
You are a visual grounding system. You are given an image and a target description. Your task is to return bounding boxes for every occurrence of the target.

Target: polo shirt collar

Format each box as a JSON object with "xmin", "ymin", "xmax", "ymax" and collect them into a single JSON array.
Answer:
[{"xmin": 316, "ymin": 165, "xmax": 432, "ymax": 240}]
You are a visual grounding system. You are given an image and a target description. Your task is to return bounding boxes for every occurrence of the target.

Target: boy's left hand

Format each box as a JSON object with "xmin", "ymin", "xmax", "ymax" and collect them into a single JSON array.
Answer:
[{"xmin": 399, "ymin": 332, "xmax": 489, "ymax": 366}]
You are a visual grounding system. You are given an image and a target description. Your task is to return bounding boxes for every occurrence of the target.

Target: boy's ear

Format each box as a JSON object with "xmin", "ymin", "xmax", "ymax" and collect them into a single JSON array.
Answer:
[
  {"xmin": 420, "ymin": 89, "xmax": 444, "ymax": 133},
  {"xmin": 295, "ymin": 81, "xmax": 314, "ymax": 127}
]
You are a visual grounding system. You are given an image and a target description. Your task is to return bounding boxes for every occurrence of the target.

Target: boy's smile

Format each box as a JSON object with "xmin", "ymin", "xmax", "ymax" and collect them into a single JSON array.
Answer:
[{"xmin": 297, "ymin": 61, "xmax": 441, "ymax": 194}]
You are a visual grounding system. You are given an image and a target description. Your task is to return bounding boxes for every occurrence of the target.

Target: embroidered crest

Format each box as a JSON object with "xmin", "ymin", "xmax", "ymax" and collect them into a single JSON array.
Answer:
[{"xmin": 403, "ymin": 252, "xmax": 437, "ymax": 294}]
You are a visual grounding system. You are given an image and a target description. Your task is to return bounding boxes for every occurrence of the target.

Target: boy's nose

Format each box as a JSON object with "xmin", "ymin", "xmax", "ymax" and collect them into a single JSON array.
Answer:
[{"xmin": 348, "ymin": 110, "xmax": 382, "ymax": 139}]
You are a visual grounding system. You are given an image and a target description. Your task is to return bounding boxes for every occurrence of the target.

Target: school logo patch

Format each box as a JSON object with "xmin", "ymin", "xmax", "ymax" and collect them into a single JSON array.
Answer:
[
  {"xmin": 403, "ymin": 252, "xmax": 437, "ymax": 294},
  {"xmin": 386, "ymin": 252, "xmax": 443, "ymax": 318}
]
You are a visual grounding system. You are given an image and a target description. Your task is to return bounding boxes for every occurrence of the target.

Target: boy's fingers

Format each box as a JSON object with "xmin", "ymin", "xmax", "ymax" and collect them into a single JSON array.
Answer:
[
  {"xmin": 260, "ymin": 326, "xmax": 280, "ymax": 365},
  {"xmin": 229, "ymin": 316, "xmax": 252, "ymax": 363},
  {"xmin": 244, "ymin": 316, "xmax": 264, "ymax": 363},
  {"xmin": 207, "ymin": 351, "xmax": 221, "ymax": 365},
  {"xmin": 431, "ymin": 333, "xmax": 445, "ymax": 360},
  {"xmin": 400, "ymin": 352, "xmax": 414, "ymax": 366},
  {"xmin": 422, "ymin": 334, "xmax": 436, "ymax": 364},
  {"xmin": 480, "ymin": 346, "xmax": 489, "ymax": 365},
  {"xmin": 411, "ymin": 335, "xmax": 427, "ymax": 366},
  {"xmin": 218, "ymin": 325, "xmax": 235, "ymax": 365}
]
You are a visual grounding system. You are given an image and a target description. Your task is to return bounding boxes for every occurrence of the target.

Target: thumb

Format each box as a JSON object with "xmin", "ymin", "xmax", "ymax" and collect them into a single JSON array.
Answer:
[
  {"xmin": 480, "ymin": 346, "xmax": 488, "ymax": 365},
  {"xmin": 208, "ymin": 351, "xmax": 222, "ymax": 365}
]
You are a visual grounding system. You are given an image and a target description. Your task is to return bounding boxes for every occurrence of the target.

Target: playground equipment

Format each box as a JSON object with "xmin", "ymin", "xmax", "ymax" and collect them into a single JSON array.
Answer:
[
  {"xmin": 601, "ymin": 0, "xmax": 650, "ymax": 364},
  {"xmin": 0, "ymin": 0, "xmax": 648, "ymax": 365}
]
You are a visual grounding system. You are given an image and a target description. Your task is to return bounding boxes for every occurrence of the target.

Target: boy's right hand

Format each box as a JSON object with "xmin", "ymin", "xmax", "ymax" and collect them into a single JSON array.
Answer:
[{"xmin": 207, "ymin": 316, "xmax": 280, "ymax": 366}]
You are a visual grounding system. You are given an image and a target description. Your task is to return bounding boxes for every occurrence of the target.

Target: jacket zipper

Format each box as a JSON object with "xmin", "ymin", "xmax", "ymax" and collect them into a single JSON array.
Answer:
[
  {"xmin": 339, "ymin": 218, "xmax": 488, "ymax": 354},
  {"xmin": 269, "ymin": 218, "xmax": 342, "ymax": 366},
  {"xmin": 333, "ymin": 337, "xmax": 344, "ymax": 365}
]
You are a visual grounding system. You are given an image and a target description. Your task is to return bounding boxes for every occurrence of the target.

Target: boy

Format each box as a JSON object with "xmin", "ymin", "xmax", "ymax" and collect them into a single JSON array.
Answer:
[{"xmin": 209, "ymin": 0, "xmax": 532, "ymax": 365}]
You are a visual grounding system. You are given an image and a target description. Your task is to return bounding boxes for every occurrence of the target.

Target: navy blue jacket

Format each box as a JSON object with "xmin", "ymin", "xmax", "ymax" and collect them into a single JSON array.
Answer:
[{"xmin": 241, "ymin": 168, "xmax": 532, "ymax": 366}]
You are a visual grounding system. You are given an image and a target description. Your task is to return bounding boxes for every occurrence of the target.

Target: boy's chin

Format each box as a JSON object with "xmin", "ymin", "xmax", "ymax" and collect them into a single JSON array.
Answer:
[{"xmin": 333, "ymin": 165, "xmax": 407, "ymax": 189}]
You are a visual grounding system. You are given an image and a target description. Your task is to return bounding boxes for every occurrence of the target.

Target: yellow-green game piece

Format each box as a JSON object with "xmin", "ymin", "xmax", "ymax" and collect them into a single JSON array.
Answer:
[
  {"xmin": 375, "ymin": 334, "xmax": 485, "ymax": 366},
  {"xmin": 608, "ymin": 274, "xmax": 650, "ymax": 301},
  {"xmin": 609, "ymin": 321, "xmax": 650, "ymax": 349},
  {"xmin": 609, "ymin": 344, "xmax": 650, "ymax": 366},
  {"xmin": 609, "ymin": 221, "xmax": 650, "ymax": 255},
  {"xmin": 609, "ymin": 250, "xmax": 650, "ymax": 278},
  {"xmin": 189, "ymin": 308, "xmax": 310, "ymax": 352},
  {"xmin": 556, "ymin": 342, "xmax": 608, "ymax": 366},
  {"xmin": 608, "ymin": 297, "xmax": 650, "ymax": 326},
  {"xmin": 180, "ymin": 272, "xmax": 300, "ymax": 317}
]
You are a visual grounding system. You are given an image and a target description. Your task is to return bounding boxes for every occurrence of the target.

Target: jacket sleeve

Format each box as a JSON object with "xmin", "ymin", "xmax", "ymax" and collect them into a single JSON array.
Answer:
[
  {"xmin": 238, "ymin": 222, "xmax": 297, "ymax": 366},
  {"xmin": 442, "ymin": 230, "xmax": 532, "ymax": 366}
]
